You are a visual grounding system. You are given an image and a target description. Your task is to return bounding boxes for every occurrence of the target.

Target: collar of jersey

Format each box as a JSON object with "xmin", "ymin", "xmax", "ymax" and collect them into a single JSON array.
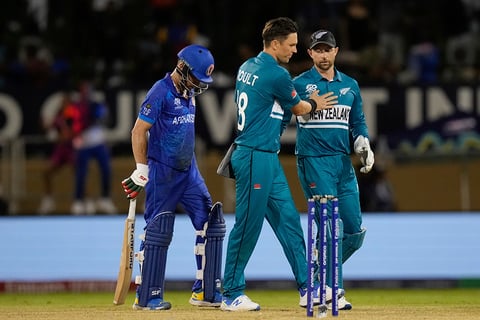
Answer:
[
  {"xmin": 310, "ymin": 66, "xmax": 343, "ymax": 82},
  {"xmin": 257, "ymin": 51, "xmax": 278, "ymax": 65}
]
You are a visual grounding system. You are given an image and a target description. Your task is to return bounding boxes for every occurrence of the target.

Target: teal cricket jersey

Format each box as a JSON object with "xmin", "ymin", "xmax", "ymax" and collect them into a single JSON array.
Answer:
[
  {"xmin": 234, "ymin": 52, "xmax": 301, "ymax": 152},
  {"xmin": 292, "ymin": 67, "xmax": 369, "ymax": 156},
  {"xmin": 223, "ymin": 51, "xmax": 308, "ymax": 298}
]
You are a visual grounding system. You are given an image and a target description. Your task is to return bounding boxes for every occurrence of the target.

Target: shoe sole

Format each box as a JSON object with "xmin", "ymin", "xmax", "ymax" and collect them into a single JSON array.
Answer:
[
  {"xmin": 220, "ymin": 306, "xmax": 261, "ymax": 312},
  {"xmin": 299, "ymin": 299, "xmax": 321, "ymax": 308},
  {"xmin": 327, "ymin": 304, "xmax": 353, "ymax": 310},
  {"xmin": 327, "ymin": 297, "xmax": 352, "ymax": 311},
  {"xmin": 189, "ymin": 298, "xmax": 221, "ymax": 307},
  {"xmin": 132, "ymin": 302, "xmax": 172, "ymax": 310}
]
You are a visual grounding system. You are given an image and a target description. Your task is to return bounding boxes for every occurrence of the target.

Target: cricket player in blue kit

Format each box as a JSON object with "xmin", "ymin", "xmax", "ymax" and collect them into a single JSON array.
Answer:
[
  {"xmin": 220, "ymin": 17, "xmax": 338, "ymax": 312},
  {"xmin": 122, "ymin": 44, "xmax": 226, "ymax": 310},
  {"xmin": 291, "ymin": 29, "xmax": 375, "ymax": 310}
]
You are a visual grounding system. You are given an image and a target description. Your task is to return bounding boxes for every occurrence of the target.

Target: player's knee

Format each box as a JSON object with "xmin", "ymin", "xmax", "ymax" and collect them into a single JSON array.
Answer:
[
  {"xmin": 206, "ymin": 202, "xmax": 226, "ymax": 238},
  {"xmin": 145, "ymin": 211, "xmax": 175, "ymax": 246}
]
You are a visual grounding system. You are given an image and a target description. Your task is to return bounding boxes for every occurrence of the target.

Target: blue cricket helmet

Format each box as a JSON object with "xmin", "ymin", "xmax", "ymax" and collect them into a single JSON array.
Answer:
[{"xmin": 177, "ymin": 44, "xmax": 215, "ymax": 84}]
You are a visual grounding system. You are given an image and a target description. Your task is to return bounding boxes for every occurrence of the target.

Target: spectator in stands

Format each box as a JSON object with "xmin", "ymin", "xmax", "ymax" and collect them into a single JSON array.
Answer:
[
  {"xmin": 38, "ymin": 92, "xmax": 76, "ymax": 215},
  {"xmin": 397, "ymin": 31, "xmax": 440, "ymax": 84},
  {"xmin": 70, "ymin": 80, "xmax": 117, "ymax": 215}
]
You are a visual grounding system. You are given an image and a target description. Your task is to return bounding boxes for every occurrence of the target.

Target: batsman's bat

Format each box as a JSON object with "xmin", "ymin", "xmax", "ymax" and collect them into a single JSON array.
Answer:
[{"xmin": 113, "ymin": 198, "xmax": 137, "ymax": 305}]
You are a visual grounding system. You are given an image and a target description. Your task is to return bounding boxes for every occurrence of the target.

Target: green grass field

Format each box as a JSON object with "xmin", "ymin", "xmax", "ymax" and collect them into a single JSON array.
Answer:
[{"xmin": 1, "ymin": 288, "xmax": 479, "ymax": 320}]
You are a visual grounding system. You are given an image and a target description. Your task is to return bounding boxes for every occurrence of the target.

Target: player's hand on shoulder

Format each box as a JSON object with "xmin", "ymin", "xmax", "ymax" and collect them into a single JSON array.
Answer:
[{"xmin": 122, "ymin": 163, "xmax": 149, "ymax": 199}]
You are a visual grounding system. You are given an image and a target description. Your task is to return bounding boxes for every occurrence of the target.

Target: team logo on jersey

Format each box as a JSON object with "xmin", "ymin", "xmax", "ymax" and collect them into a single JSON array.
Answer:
[
  {"xmin": 340, "ymin": 87, "xmax": 351, "ymax": 95},
  {"xmin": 291, "ymin": 89, "xmax": 297, "ymax": 98},
  {"xmin": 306, "ymin": 84, "xmax": 317, "ymax": 94},
  {"xmin": 308, "ymin": 182, "xmax": 316, "ymax": 188},
  {"xmin": 253, "ymin": 183, "xmax": 261, "ymax": 189},
  {"xmin": 174, "ymin": 98, "xmax": 182, "ymax": 109},
  {"xmin": 142, "ymin": 103, "xmax": 152, "ymax": 116}
]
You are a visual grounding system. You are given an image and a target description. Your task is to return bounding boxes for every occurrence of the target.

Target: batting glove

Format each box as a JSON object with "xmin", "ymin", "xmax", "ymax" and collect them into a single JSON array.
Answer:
[
  {"xmin": 354, "ymin": 136, "xmax": 375, "ymax": 174},
  {"xmin": 122, "ymin": 163, "xmax": 149, "ymax": 199}
]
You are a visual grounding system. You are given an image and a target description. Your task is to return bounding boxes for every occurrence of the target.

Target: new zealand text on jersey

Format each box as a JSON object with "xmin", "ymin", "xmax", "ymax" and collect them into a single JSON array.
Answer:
[
  {"xmin": 237, "ymin": 69, "xmax": 259, "ymax": 86},
  {"xmin": 312, "ymin": 106, "xmax": 351, "ymax": 121}
]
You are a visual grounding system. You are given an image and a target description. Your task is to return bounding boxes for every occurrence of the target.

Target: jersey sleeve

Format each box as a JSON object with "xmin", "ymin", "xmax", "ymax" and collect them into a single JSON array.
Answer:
[
  {"xmin": 348, "ymin": 80, "xmax": 369, "ymax": 140},
  {"xmin": 281, "ymin": 108, "xmax": 293, "ymax": 135},
  {"xmin": 272, "ymin": 69, "xmax": 301, "ymax": 110},
  {"xmin": 138, "ymin": 87, "xmax": 165, "ymax": 125}
]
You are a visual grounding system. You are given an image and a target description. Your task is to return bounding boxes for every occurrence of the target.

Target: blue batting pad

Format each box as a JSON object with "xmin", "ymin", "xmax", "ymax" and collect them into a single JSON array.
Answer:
[{"xmin": 137, "ymin": 212, "xmax": 175, "ymax": 306}]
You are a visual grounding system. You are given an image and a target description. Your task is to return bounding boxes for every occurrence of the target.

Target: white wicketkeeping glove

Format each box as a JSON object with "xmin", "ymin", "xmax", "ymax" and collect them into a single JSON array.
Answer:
[
  {"xmin": 121, "ymin": 163, "xmax": 149, "ymax": 199},
  {"xmin": 354, "ymin": 136, "xmax": 375, "ymax": 173}
]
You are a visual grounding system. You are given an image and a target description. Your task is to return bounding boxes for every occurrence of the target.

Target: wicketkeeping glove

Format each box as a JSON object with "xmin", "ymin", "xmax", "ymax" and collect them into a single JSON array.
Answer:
[
  {"xmin": 122, "ymin": 163, "xmax": 149, "ymax": 199},
  {"xmin": 354, "ymin": 135, "xmax": 375, "ymax": 173}
]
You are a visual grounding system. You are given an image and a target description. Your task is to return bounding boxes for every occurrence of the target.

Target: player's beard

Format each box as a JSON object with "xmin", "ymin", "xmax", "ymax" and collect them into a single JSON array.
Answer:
[
  {"xmin": 315, "ymin": 60, "xmax": 333, "ymax": 72},
  {"xmin": 279, "ymin": 55, "xmax": 291, "ymax": 64}
]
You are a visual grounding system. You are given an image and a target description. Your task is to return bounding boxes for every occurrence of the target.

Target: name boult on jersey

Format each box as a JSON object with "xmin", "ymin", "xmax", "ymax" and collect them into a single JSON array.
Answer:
[{"xmin": 237, "ymin": 69, "xmax": 259, "ymax": 86}]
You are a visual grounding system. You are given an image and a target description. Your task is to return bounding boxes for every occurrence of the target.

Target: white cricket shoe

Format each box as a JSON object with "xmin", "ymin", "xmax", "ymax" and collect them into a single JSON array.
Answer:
[
  {"xmin": 299, "ymin": 286, "xmax": 320, "ymax": 307},
  {"xmin": 71, "ymin": 200, "xmax": 96, "ymax": 215},
  {"xmin": 189, "ymin": 289, "xmax": 222, "ymax": 307},
  {"xmin": 220, "ymin": 294, "xmax": 260, "ymax": 311},
  {"xmin": 38, "ymin": 196, "xmax": 55, "ymax": 215},
  {"xmin": 96, "ymin": 197, "xmax": 117, "ymax": 214},
  {"xmin": 71, "ymin": 201, "xmax": 85, "ymax": 215},
  {"xmin": 325, "ymin": 286, "xmax": 345, "ymax": 303},
  {"xmin": 328, "ymin": 296, "xmax": 352, "ymax": 310},
  {"xmin": 85, "ymin": 199, "xmax": 96, "ymax": 215},
  {"xmin": 300, "ymin": 285, "xmax": 344, "ymax": 307}
]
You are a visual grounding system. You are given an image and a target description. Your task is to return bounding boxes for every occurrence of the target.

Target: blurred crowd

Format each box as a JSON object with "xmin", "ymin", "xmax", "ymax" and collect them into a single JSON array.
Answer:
[
  {"xmin": 0, "ymin": 0, "xmax": 479, "ymax": 92},
  {"xmin": 6, "ymin": 0, "xmax": 478, "ymax": 215}
]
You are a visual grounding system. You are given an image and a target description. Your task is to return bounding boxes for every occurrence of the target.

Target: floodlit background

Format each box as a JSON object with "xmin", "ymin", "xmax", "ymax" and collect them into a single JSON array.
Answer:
[{"xmin": 0, "ymin": 0, "xmax": 480, "ymax": 291}]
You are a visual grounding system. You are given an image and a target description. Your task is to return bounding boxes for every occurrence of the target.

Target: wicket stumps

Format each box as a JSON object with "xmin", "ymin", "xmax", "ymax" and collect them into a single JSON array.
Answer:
[{"xmin": 307, "ymin": 195, "xmax": 340, "ymax": 317}]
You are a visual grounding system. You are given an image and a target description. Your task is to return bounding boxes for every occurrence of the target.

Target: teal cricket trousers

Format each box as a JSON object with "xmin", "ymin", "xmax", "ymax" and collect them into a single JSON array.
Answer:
[
  {"xmin": 222, "ymin": 146, "xmax": 307, "ymax": 299},
  {"xmin": 297, "ymin": 154, "xmax": 365, "ymax": 289}
]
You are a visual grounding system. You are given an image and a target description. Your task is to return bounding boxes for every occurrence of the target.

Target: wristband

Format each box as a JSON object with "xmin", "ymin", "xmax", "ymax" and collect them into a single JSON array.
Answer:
[
  {"xmin": 136, "ymin": 163, "xmax": 149, "ymax": 176},
  {"xmin": 307, "ymin": 99, "xmax": 317, "ymax": 116}
]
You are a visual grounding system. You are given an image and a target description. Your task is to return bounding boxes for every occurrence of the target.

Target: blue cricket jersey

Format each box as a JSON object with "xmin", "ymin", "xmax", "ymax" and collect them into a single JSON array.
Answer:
[
  {"xmin": 292, "ymin": 67, "xmax": 369, "ymax": 156},
  {"xmin": 234, "ymin": 52, "xmax": 301, "ymax": 152},
  {"xmin": 138, "ymin": 73, "xmax": 196, "ymax": 171}
]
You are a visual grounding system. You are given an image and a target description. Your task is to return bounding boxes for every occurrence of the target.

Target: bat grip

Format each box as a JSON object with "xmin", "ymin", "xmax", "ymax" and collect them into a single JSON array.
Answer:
[{"xmin": 127, "ymin": 199, "xmax": 137, "ymax": 219}]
